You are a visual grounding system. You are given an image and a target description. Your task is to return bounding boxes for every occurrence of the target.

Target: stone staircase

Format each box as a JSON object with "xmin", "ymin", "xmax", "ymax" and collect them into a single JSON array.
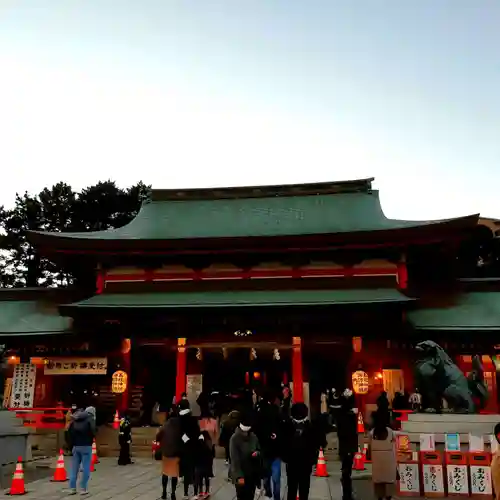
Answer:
[
  {"xmin": 96, "ymin": 425, "xmax": 158, "ymax": 458},
  {"xmin": 97, "ymin": 384, "xmax": 143, "ymax": 424}
]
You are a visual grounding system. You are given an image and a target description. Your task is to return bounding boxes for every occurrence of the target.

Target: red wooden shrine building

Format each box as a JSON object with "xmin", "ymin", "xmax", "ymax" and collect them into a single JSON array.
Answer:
[{"xmin": 2, "ymin": 178, "xmax": 500, "ymax": 420}]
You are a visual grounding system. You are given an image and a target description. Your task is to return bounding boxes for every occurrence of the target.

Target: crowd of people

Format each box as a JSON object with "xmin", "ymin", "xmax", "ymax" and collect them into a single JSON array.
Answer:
[
  {"xmin": 62, "ymin": 386, "xmax": 406, "ymax": 500},
  {"xmin": 155, "ymin": 390, "xmax": 327, "ymax": 500}
]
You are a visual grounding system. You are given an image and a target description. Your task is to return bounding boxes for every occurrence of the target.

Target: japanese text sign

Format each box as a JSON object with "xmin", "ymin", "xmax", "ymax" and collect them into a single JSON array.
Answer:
[
  {"xmin": 44, "ymin": 357, "xmax": 107, "ymax": 375},
  {"xmin": 398, "ymin": 463, "xmax": 420, "ymax": 495},
  {"xmin": 10, "ymin": 364, "xmax": 36, "ymax": 409},
  {"xmin": 423, "ymin": 464, "xmax": 445, "ymax": 497},
  {"xmin": 470, "ymin": 465, "xmax": 492, "ymax": 496},
  {"xmin": 446, "ymin": 464, "xmax": 469, "ymax": 496}
]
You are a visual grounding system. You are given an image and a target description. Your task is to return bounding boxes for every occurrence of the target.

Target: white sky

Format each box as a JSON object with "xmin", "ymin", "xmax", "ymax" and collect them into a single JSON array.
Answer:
[{"xmin": 0, "ymin": 1, "xmax": 499, "ymax": 220}]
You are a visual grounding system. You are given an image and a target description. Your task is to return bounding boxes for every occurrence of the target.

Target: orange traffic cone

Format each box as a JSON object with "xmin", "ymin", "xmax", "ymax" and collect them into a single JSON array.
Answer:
[
  {"xmin": 51, "ymin": 449, "xmax": 68, "ymax": 482},
  {"xmin": 113, "ymin": 410, "xmax": 120, "ymax": 430},
  {"xmin": 353, "ymin": 449, "xmax": 366, "ymax": 471},
  {"xmin": 357, "ymin": 411, "xmax": 365, "ymax": 434},
  {"xmin": 8, "ymin": 457, "xmax": 26, "ymax": 495},
  {"xmin": 315, "ymin": 448, "xmax": 329, "ymax": 477},
  {"xmin": 92, "ymin": 439, "xmax": 99, "ymax": 465}
]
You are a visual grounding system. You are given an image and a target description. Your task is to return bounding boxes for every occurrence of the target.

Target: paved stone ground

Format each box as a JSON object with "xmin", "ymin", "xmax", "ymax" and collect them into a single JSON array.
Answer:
[{"xmin": 0, "ymin": 457, "xmax": 428, "ymax": 500}]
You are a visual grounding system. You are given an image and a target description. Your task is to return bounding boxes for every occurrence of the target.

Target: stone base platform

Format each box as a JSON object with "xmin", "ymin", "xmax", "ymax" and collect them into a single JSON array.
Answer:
[{"xmin": 402, "ymin": 412, "xmax": 500, "ymax": 448}]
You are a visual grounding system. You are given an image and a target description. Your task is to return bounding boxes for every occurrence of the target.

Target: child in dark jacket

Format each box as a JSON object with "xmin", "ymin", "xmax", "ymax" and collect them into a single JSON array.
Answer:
[{"xmin": 195, "ymin": 431, "xmax": 214, "ymax": 497}]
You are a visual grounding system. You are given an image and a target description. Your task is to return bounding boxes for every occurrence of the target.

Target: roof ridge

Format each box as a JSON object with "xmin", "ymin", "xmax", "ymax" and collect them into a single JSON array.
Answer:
[{"xmin": 150, "ymin": 178, "xmax": 374, "ymax": 202}]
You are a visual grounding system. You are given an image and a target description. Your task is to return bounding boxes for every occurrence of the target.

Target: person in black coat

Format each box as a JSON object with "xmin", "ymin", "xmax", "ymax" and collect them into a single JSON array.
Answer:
[
  {"xmin": 336, "ymin": 390, "xmax": 359, "ymax": 500},
  {"xmin": 195, "ymin": 430, "xmax": 214, "ymax": 497},
  {"xmin": 178, "ymin": 400, "xmax": 201, "ymax": 498},
  {"xmin": 254, "ymin": 394, "xmax": 286, "ymax": 500},
  {"xmin": 230, "ymin": 413, "xmax": 261, "ymax": 500},
  {"xmin": 282, "ymin": 403, "xmax": 322, "ymax": 500},
  {"xmin": 118, "ymin": 414, "xmax": 133, "ymax": 465},
  {"xmin": 376, "ymin": 391, "xmax": 391, "ymax": 427}
]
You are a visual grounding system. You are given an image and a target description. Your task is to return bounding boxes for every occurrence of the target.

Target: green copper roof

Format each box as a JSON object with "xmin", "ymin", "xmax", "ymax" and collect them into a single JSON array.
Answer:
[
  {"xmin": 61, "ymin": 288, "xmax": 413, "ymax": 311},
  {"xmin": 27, "ymin": 179, "xmax": 478, "ymax": 244},
  {"xmin": 408, "ymin": 292, "xmax": 500, "ymax": 331},
  {"xmin": 0, "ymin": 300, "xmax": 72, "ymax": 336}
]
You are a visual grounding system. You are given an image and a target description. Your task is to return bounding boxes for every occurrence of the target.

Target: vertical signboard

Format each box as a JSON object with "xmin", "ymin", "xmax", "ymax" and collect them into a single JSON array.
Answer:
[{"xmin": 10, "ymin": 364, "xmax": 36, "ymax": 409}]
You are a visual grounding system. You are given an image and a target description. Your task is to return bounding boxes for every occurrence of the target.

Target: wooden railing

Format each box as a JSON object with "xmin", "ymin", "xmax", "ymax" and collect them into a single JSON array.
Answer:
[{"xmin": 9, "ymin": 407, "xmax": 69, "ymax": 429}]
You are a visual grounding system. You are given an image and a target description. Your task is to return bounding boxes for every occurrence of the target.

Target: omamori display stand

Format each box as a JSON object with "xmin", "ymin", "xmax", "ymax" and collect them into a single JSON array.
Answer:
[{"xmin": 402, "ymin": 412, "xmax": 500, "ymax": 447}]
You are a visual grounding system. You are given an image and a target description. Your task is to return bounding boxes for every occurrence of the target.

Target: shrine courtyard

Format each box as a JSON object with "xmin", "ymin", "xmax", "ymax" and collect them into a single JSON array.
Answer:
[{"xmin": 0, "ymin": 456, "xmax": 433, "ymax": 500}]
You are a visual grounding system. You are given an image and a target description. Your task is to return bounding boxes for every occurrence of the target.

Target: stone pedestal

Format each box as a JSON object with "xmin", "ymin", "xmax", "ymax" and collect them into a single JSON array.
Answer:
[{"xmin": 402, "ymin": 412, "xmax": 500, "ymax": 448}]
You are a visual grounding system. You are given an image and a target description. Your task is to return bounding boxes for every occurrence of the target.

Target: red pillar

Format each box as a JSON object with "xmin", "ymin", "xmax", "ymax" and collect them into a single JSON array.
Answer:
[
  {"xmin": 95, "ymin": 268, "xmax": 105, "ymax": 294},
  {"xmin": 120, "ymin": 338, "xmax": 131, "ymax": 413},
  {"xmin": 292, "ymin": 337, "xmax": 304, "ymax": 403},
  {"xmin": 397, "ymin": 261, "xmax": 408, "ymax": 289},
  {"xmin": 175, "ymin": 338, "xmax": 187, "ymax": 403}
]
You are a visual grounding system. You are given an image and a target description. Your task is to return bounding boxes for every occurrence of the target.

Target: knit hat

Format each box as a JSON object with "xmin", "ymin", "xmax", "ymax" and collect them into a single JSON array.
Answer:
[
  {"xmin": 239, "ymin": 411, "xmax": 254, "ymax": 428},
  {"xmin": 85, "ymin": 406, "xmax": 96, "ymax": 419},
  {"xmin": 291, "ymin": 402, "xmax": 308, "ymax": 421}
]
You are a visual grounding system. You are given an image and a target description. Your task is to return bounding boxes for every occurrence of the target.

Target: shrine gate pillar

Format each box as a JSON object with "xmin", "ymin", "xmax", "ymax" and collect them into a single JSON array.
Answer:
[
  {"xmin": 175, "ymin": 338, "xmax": 187, "ymax": 403},
  {"xmin": 292, "ymin": 336, "xmax": 304, "ymax": 403},
  {"xmin": 120, "ymin": 338, "xmax": 131, "ymax": 413}
]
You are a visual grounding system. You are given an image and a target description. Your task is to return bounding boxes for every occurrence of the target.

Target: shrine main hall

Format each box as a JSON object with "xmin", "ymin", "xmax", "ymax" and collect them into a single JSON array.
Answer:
[{"xmin": 2, "ymin": 178, "xmax": 500, "ymax": 419}]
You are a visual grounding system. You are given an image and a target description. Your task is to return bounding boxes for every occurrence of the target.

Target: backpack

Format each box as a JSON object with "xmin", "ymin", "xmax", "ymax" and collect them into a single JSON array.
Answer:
[
  {"xmin": 288, "ymin": 421, "xmax": 314, "ymax": 464},
  {"xmin": 71, "ymin": 418, "xmax": 91, "ymax": 439}
]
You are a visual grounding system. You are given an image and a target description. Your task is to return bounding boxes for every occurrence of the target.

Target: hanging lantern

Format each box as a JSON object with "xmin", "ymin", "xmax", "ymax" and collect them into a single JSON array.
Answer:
[
  {"xmin": 352, "ymin": 337, "xmax": 362, "ymax": 353},
  {"xmin": 351, "ymin": 370, "xmax": 369, "ymax": 395},
  {"xmin": 273, "ymin": 349, "xmax": 280, "ymax": 361},
  {"xmin": 111, "ymin": 370, "xmax": 128, "ymax": 394},
  {"xmin": 250, "ymin": 348, "xmax": 257, "ymax": 360},
  {"xmin": 121, "ymin": 338, "xmax": 131, "ymax": 354},
  {"xmin": 196, "ymin": 348, "xmax": 202, "ymax": 361},
  {"xmin": 30, "ymin": 357, "xmax": 47, "ymax": 366}
]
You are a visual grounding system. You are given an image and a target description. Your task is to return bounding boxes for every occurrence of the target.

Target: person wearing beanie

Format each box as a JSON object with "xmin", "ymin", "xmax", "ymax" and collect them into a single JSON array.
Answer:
[
  {"xmin": 178, "ymin": 400, "xmax": 201, "ymax": 499},
  {"xmin": 282, "ymin": 403, "xmax": 322, "ymax": 500},
  {"xmin": 220, "ymin": 410, "xmax": 240, "ymax": 467},
  {"xmin": 67, "ymin": 406, "xmax": 96, "ymax": 495},
  {"xmin": 229, "ymin": 414, "xmax": 261, "ymax": 500}
]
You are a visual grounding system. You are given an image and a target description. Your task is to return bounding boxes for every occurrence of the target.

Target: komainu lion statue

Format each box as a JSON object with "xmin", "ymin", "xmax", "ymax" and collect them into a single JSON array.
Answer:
[{"xmin": 415, "ymin": 340, "xmax": 488, "ymax": 413}]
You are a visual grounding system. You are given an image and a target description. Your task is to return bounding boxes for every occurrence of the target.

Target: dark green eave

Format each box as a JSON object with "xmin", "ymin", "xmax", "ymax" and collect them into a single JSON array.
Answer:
[
  {"xmin": 60, "ymin": 288, "xmax": 413, "ymax": 313},
  {"xmin": 26, "ymin": 178, "xmax": 479, "ymax": 252},
  {"xmin": 408, "ymin": 292, "xmax": 500, "ymax": 331},
  {"xmin": 0, "ymin": 300, "xmax": 72, "ymax": 337}
]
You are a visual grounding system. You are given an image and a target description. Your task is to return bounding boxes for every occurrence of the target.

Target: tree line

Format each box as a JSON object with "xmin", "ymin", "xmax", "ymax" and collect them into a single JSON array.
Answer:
[{"xmin": 0, "ymin": 181, "xmax": 150, "ymax": 288}]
